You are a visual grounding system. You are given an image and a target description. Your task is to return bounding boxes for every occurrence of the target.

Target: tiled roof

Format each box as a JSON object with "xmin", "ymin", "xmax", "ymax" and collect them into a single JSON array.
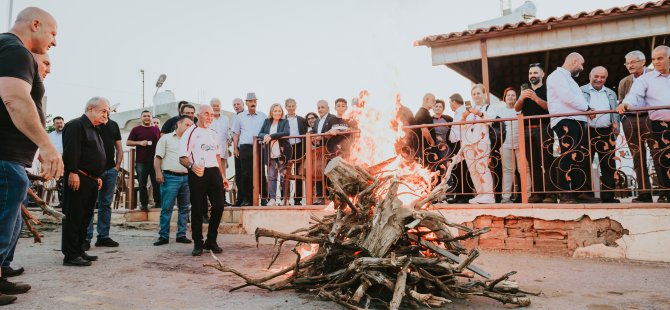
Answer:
[{"xmin": 417, "ymin": 0, "xmax": 670, "ymax": 46}]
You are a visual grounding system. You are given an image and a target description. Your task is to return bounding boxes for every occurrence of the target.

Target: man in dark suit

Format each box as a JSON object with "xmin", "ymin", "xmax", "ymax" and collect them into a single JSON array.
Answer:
[
  {"xmin": 311, "ymin": 100, "xmax": 337, "ymax": 204},
  {"xmin": 284, "ymin": 99, "xmax": 307, "ymax": 205}
]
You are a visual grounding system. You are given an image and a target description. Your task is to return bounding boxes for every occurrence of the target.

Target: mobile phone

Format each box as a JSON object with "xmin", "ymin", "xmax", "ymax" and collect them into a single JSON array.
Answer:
[
  {"xmin": 521, "ymin": 83, "xmax": 530, "ymax": 91},
  {"xmin": 465, "ymin": 100, "xmax": 472, "ymax": 109}
]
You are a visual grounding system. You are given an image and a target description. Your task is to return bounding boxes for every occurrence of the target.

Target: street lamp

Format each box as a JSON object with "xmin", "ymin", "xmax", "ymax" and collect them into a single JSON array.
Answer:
[
  {"xmin": 140, "ymin": 69, "xmax": 145, "ymax": 108},
  {"xmin": 152, "ymin": 74, "xmax": 167, "ymax": 116}
]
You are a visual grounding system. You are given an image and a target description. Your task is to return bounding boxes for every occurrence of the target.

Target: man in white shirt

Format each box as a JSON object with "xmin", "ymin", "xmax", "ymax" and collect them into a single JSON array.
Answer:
[
  {"xmin": 547, "ymin": 52, "xmax": 597, "ymax": 204},
  {"xmin": 49, "ymin": 116, "xmax": 65, "ymax": 154},
  {"xmin": 446, "ymin": 93, "xmax": 474, "ymax": 204},
  {"xmin": 618, "ymin": 45, "xmax": 670, "ymax": 203},
  {"xmin": 284, "ymin": 98, "xmax": 307, "ymax": 205},
  {"xmin": 580, "ymin": 66, "xmax": 620, "ymax": 203},
  {"xmin": 153, "ymin": 116, "xmax": 194, "ymax": 246},
  {"xmin": 179, "ymin": 105, "xmax": 228, "ymax": 256}
]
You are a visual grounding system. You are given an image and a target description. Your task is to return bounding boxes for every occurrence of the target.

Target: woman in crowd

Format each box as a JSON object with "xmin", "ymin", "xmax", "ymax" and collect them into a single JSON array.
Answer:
[
  {"xmin": 259, "ymin": 103, "xmax": 292, "ymax": 206},
  {"xmin": 429, "ymin": 99, "xmax": 453, "ymax": 201},
  {"xmin": 458, "ymin": 84, "xmax": 496, "ymax": 204},
  {"xmin": 305, "ymin": 112, "xmax": 318, "ymax": 132},
  {"xmin": 498, "ymin": 87, "xmax": 531, "ymax": 203}
]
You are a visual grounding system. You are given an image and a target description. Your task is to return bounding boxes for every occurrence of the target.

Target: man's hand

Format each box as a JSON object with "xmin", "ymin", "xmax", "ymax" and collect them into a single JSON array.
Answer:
[
  {"xmin": 587, "ymin": 107, "xmax": 596, "ymax": 120},
  {"xmin": 617, "ymin": 104, "xmax": 630, "ymax": 114},
  {"xmin": 234, "ymin": 148, "xmax": 239, "ymax": 158},
  {"xmin": 68, "ymin": 172, "xmax": 80, "ymax": 191},
  {"xmin": 192, "ymin": 164, "xmax": 205, "ymax": 177},
  {"xmin": 141, "ymin": 140, "xmax": 149, "ymax": 146},
  {"xmin": 522, "ymin": 89, "xmax": 538, "ymax": 102},
  {"xmin": 156, "ymin": 171, "xmax": 164, "ymax": 184},
  {"xmin": 97, "ymin": 178, "xmax": 103, "ymax": 190},
  {"xmin": 327, "ymin": 129, "xmax": 338, "ymax": 136},
  {"xmin": 223, "ymin": 178, "xmax": 229, "ymax": 189},
  {"xmin": 38, "ymin": 145, "xmax": 63, "ymax": 180}
]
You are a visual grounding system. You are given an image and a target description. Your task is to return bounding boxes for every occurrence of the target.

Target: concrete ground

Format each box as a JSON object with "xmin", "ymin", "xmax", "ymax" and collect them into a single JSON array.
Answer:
[{"xmin": 4, "ymin": 225, "xmax": 670, "ymax": 310}]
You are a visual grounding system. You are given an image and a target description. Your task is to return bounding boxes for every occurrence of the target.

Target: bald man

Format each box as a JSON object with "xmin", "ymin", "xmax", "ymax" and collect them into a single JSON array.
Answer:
[
  {"xmin": 580, "ymin": 66, "xmax": 620, "ymax": 203},
  {"xmin": 179, "ymin": 105, "xmax": 228, "ymax": 256},
  {"xmin": 547, "ymin": 52, "xmax": 598, "ymax": 204},
  {"xmin": 0, "ymin": 7, "xmax": 59, "ymax": 301}
]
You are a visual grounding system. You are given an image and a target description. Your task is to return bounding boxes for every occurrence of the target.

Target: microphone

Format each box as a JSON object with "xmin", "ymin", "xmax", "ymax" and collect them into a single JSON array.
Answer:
[{"xmin": 155, "ymin": 74, "xmax": 167, "ymax": 88}]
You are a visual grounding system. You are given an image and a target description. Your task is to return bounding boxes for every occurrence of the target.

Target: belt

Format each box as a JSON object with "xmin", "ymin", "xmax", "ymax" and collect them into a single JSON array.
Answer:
[
  {"xmin": 239, "ymin": 144, "xmax": 252, "ymax": 148},
  {"xmin": 77, "ymin": 169, "xmax": 100, "ymax": 180},
  {"xmin": 163, "ymin": 170, "xmax": 188, "ymax": 176}
]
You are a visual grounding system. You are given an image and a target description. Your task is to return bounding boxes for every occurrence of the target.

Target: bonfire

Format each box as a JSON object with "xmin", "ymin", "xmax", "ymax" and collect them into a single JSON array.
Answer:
[{"xmin": 206, "ymin": 92, "xmax": 533, "ymax": 309}]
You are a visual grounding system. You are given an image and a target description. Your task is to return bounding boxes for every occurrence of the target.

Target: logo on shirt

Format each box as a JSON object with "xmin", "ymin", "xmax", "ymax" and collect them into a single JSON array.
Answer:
[{"xmin": 200, "ymin": 143, "xmax": 217, "ymax": 151}]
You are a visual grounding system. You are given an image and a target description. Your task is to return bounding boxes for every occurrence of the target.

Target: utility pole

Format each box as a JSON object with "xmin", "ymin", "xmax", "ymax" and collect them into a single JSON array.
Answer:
[
  {"xmin": 7, "ymin": 0, "xmax": 14, "ymax": 30},
  {"xmin": 140, "ymin": 69, "xmax": 145, "ymax": 108}
]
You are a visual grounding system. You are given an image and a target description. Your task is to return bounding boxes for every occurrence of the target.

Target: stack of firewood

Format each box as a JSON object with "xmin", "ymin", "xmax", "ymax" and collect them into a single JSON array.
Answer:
[{"xmin": 207, "ymin": 157, "xmax": 533, "ymax": 309}]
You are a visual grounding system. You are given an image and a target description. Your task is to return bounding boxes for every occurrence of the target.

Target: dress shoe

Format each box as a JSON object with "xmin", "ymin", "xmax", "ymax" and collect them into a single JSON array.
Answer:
[
  {"xmin": 192, "ymin": 247, "xmax": 203, "ymax": 256},
  {"xmin": 204, "ymin": 241, "xmax": 223, "ymax": 254},
  {"xmin": 0, "ymin": 266, "xmax": 24, "ymax": 278},
  {"xmin": 632, "ymin": 194, "xmax": 653, "ymax": 203},
  {"xmin": 527, "ymin": 194, "xmax": 543, "ymax": 203},
  {"xmin": 559, "ymin": 194, "xmax": 577, "ymax": 204},
  {"xmin": 312, "ymin": 199, "xmax": 324, "ymax": 205},
  {"xmin": 658, "ymin": 195, "xmax": 669, "ymax": 203},
  {"xmin": 81, "ymin": 252, "xmax": 98, "ymax": 261},
  {"xmin": 241, "ymin": 200, "xmax": 251, "ymax": 206},
  {"xmin": 153, "ymin": 237, "xmax": 169, "ymax": 246},
  {"xmin": 294, "ymin": 199, "xmax": 302, "ymax": 206},
  {"xmin": 601, "ymin": 198, "xmax": 620, "ymax": 203},
  {"xmin": 233, "ymin": 200, "xmax": 243, "ymax": 207},
  {"xmin": 576, "ymin": 193, "xmax": 600, "ymax": 203},
  {"xmin": 81, "ymin": 240, "xmax": 91, "ymax": 252},
  {"xmin": 202, "ymin": 214, "xmax": 209, "ymax": 222},
  {"xmin": 140, "ymin": 205, "xmax": 149, "ymax": 211},
  {"xmin": 0, "ymin": 278, "xmax": 31, "ymax": 294},
  {"xmin": 542, "ymin": 194, "xmax": 557, "ymax": 203},
  {"xmin": 176, "ymin": 236, "xmax": 192, "ymax": 244},
  {"xmin": 0, "ymin": 293, "xmax": 16, "ymax": 306},
  {"xmin": 95, "ymin": 237, "xmax": 119, "ymax": 247},
  {"xmin": 63, "ymin": 256, "xmax": 92, "ymax": 266},
  {"xmin": 261, "ymin": 199, "xmax": 268, "ymax": 206}
]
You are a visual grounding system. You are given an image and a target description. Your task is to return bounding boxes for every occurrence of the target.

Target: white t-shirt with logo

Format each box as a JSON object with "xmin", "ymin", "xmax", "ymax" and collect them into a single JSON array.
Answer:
[{"xmin": 179, "ymin": 125, "xmax": 220, "ymax": 168}]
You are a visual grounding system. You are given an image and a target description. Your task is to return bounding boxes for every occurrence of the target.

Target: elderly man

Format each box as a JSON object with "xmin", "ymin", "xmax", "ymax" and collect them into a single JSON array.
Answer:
[
  {"xmin": 154, "ymin": 116, "xmax": 194, "ymax": 246},
  {"xmin": 515, "ymin": 63, "xmax": 557, "ymax": 203},
  {"xmin": 232, "ymin": 93, "xmax": 266, "ymax": 206},
  {"xmin": 230, "ymin": 98, "xmax": 245, "ymax": 205},
  {"xmin": 210, "ymin": 98, "xmax": 230, "ymax": 164},
  {"xmin": 0, "ymin": 7, "xmax": 60, "ymax": 303},
  {"xmin": 581, "ymin": 66, "xmax": 620, "ymax": 203},
  {"xmin": 311, "ymin": 100, "xmax": 337, "ymax": 205},
  {"xmin": 618, "ymin": 45, "xmax": 670, "ymax": 203},
  {"xmin": 618, "ymin": 51, "xmax": 654, "ymax": 203},
  {"xmin": 547, "ymin": 52, "xmax": 597, "ymax": 204},
  {"xmin": 284, "ymin": 98, "xmax": 307, "ymax": 205},
  {"xmin": 61, "ymin": 97, "xmax": 109, "ymax": 267},
  {"xmin": 179, "ymin": 105, "xmax": 228, "ymax": 256}
]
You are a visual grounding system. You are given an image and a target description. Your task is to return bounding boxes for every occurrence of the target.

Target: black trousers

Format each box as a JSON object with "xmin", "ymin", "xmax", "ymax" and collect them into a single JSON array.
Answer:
[
  {"xmin": 136, "ymin": 162, "xmax": 161, "ymax": 207},
  {"xmin": 650, "ymin": 120, "xmax": 670, "ymax": 194},
  {"xmin": 552, "ymin": 119, "xmax": 590, "ymax": 192},
  {"xmin": 62, "ymin": 176, "xmax": 98, "ymax": 259},
  {"xmin": 287, "ymin": 142, "xmax": 304, "ymax": 203},
  {"xmin": 234, "ymin": 154, "xmax": 242, "ymax": 203},
  {"xmin": 587, "ymin": 127, "xmax": 617, "ymax": 199},
  {"xmin": 524, "ymin": 123, "xmax": 557, "ymax": 195},
  {"xmin": 622, "ymin": 114, "xmax": 653, "ymax": 195},
  {"xmin": 188, "ymin": 168, "xmax": 225, "ymax": 246},
  {"xmin": 237, "ymin": 144, "xmax": 253, "ymax": 203}
]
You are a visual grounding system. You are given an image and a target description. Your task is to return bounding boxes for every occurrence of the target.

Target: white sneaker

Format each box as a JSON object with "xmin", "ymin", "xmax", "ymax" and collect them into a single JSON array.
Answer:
[
  {"xmin": 476, "ymin": 195, "xmax": 495, "ymax": 204},
  {"xmin": 500, "ymin": 198, "xmax": 512, "ymax": 203},
  {"xmin": 276, "ymin": 199, "xmax": 284, "ymax": 206},
  {"xmin": 267, "ymin": 199, "xmax": 277, "ymax": 206},
  {"xmin": 468, "ymin": 196, "xmax": 481, "ymax": 204}
]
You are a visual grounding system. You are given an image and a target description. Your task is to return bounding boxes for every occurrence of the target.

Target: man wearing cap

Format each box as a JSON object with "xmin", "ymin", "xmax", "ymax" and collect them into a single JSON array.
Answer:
[{"xmin": 232, "ymin": 93, "xmax": 267, "ymax": 206}]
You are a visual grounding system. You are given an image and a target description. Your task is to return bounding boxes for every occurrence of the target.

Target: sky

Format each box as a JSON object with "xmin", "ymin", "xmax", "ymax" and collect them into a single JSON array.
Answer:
[{"xmin": 0, "ymin": 0, "xmax": 639, "ymax": 121}]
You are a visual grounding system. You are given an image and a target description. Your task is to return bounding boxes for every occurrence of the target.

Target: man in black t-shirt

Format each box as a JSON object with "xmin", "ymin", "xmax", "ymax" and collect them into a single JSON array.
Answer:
[
  {"xmin": 414, "ymin": 93, "xmax": 436, "ymax": 166},
  {"xmin": 0, "ymin": 7, "xmax": 59, "ymax": 303},
  {"xmin": 85, "ymin": 119, "xmax": 123, "ymax": 250},
  {"xmin": 160, "ymin": 101, "xmax": 189, "ymax": 135},
  {"xmin": 514, "ymin": 64, "xmax": 556, "ymax": 203}
]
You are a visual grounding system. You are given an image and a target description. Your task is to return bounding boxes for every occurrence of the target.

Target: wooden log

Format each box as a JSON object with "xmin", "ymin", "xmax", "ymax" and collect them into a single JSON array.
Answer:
[
  {"xmin": 255, "ymin": 228, "xmax": 325, "ymax": 244},
  {"xmin": 389, "ymin": 260, "xmax": 411, "ymax": 310},
  {"xmin": 324, "ymin": 156, "xmax": 374, "ymax": 196},
  {"xmin": 408, "ymin": 290, "xmax": 451, "ymax": 307}
]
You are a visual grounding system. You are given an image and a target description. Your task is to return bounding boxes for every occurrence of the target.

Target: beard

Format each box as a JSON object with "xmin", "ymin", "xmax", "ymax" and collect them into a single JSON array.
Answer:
[
  {"xmin": 529, "ymin": 77, "xmax": 540, "ymax": 85},
  {"xmin": 571, "ymin": 69, "xmax": 582, "ymax": 78}
]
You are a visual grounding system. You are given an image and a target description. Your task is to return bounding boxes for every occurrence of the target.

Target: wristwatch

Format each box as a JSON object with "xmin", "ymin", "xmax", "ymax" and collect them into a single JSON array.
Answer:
[{"xmin": 187, "ymin": 163, "xmax": 193, "ymax": 170}]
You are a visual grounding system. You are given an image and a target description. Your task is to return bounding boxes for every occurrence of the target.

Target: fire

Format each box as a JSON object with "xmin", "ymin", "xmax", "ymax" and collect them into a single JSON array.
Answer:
[{"xmin": 295, "ymin": 243, "xmax": 319, "ymax": 258}]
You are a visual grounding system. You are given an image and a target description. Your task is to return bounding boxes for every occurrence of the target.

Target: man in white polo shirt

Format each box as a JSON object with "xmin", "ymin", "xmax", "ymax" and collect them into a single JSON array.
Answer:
[
  {"xmin": 179, "ymin": 105, "xmax": 228, "ymax": 256},
  {"xmin": 153, "ymin": 116, "xmax": 194, "ymax": 246}
]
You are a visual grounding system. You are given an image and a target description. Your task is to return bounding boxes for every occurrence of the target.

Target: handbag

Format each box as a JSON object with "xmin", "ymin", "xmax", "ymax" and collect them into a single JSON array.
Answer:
[{"xmin": 485, "ymin": 105, "xmax": 506, "ymax": 150}]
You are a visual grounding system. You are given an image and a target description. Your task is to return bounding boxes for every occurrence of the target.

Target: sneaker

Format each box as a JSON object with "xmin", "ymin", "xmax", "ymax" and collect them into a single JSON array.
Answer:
[
  {"xmin": 176, "ymin": 236, "xmax": 192, "ymax": 244},
  {"xmin": 475, "ymin": 195, "xmax": 495, "ymax": 204},
  {"xmin": 153, "ymin": 237, "xmax": 169, "ymax": 246},
  {"xmin": 267, "ymin": 199, "xmax": 277, "ymax": 207},
  {"xmin": 276, "ymin": 199, "xmax": 284, "ymax": 206},
  {"xmin": 81, "ymin": 240, "xmax": 91, "ymax": 252},
  {"xmin": 95, "ymin": 237, "xmax": 119, "ymax": 247},
  {"xmin": 468, "ymin": 196, "xmax": 480, "ymax": 204},
  {"xmin": 0, "ymin": 278, "xmax": 31, "ymax": 294},
  {"xmin": 0, "ymin": 293, "xmax": 16, "ymax": 306},
  {"xmin": 658, "ymin": 195, "xmax": 669, "ymax": 203}
]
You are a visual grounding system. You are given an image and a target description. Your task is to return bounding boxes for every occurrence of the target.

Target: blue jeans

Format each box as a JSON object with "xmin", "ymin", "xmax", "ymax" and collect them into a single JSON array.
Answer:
[
  {"xmin": 87, "ymin": 168, "xmax": 118, "ymax": 241},
  {"xmin": 159, "ymin": 173, "xmax": 190, "ymax": 239},
  {"xmin": 0, "ymin": 161, "xmax": 30, "ymax": 271},
  {"xmin": 267, "ymin": 158, "xmax": 286, "ymax": 200}
]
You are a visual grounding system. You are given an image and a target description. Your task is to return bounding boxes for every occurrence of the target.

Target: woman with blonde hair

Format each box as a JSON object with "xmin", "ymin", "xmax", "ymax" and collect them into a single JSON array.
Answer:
[
  {"xmin": 258, "ymin": 103, "xmax": 292, "ymax": 206},
  {"xmin": 499, "ymin": 87, "xmax": 531, "ymax": 203}
]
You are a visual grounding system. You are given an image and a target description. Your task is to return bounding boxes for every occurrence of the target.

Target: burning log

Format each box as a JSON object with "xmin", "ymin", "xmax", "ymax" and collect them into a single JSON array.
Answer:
[{"xmin": 207, "ymin": 156, "xmax": 532, "ymax": 308}]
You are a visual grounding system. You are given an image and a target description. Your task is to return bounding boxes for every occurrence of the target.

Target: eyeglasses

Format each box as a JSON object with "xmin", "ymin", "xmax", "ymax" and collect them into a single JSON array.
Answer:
[
  {"xmin": 307, "ymin": 117, "xmax": 316, "ymax": 120},
  {"xmin": 624, "ymin": 60, "xmax": 641, "ymax": 66},
  {"xmin": 529, "ymin": 63, "xmax": 541, "ymax": 68}
]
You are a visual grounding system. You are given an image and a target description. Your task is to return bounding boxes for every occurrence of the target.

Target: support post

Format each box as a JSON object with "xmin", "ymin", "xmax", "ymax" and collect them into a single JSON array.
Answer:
[
  {"xmin": 253, "ymin": 137, "xmax": 260, "ymax": 206},
  {"xmin": 480, "ymin": 39, "xmax": 490, "ymax": 102},
  {"xmin": 516, "ymin": 114, "xmax": 529, "ymax": 204},
  {"xmin": 305, "ymin": 133, "xmax": 313, "ymax": 205},
  {"xmin": 129, "ymin": 149, "xmax": 136, "ymax": 210}
]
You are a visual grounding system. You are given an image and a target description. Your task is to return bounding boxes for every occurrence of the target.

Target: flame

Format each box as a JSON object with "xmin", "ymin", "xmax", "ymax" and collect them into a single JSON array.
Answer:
[{"xmin": 295, "ymin": 243, "xmax": 319, "ymax": 258}]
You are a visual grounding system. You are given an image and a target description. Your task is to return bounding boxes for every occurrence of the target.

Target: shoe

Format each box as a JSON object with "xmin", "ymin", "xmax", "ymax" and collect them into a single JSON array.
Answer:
[
  {"xmin": 81, "ymin": 252, "xmax": 98, "ymax": 261},
  {"xmin": 81, "ymin": 240, "xmax": 91, "ymax": 252},
  {"xmin": 658, "ymin": 196, "xmax": 669, "ymax": 203},
  {"xmin": 203, "ymin": 241, "xmax": 223, "ymax": 254},
  {"xmin": 267, "ymin": 199, "xmax": 276, "ymax": 206},
  {"xmin": 294, "ymin": 199, "xmax": 302, "ymax": 206},
  {"xmin": 95, "ymin": 237, "xmax": 119, "ymax": 247},
  {"xmin": 63, "ymin": 256, "xmax": 92, "ymax": 267},
  {"xmin": 576, "ymin": 193, "xmax": 600, "ymax": 203},
  {"xmin": 500, "ymin": 198, "xmax": 512, "ymax": 204},
  {"xmin": 1, "ymin": 266, "xmax": 24, "ymax": 278},
  {"xmin": 153, "ymin": 237, "xmax": 169, "ymax": 246},
  {"xmin": 261, "ymin": 199, "xmax": 268, "ymax": 206},
  {"xmin": 202, "ymin": 215, "xmax": 209, "ymax": 222},
  {"xmin": 233, "ymin": 200, "xmax": 243, "ymax": 207},
  {"xmin": 542, "ymin": 194, "xmax": 558, "ymax": 203},
  {"xmin": 528, "ymin": 194, "xmax": 543, "ymax": 203},
  {"xmin": 632, "ymin": 194, "xmax": 653, "ymax": 203},
  {"xmin": 313, "ymin": 199, "xmax": 324, "ymax": 205},
  {"xmin": 192, "ymin": 247, "xmax": 203, "ymax": 256},
  {"xmin": 475, "ymin": 195, "xmax": 495, "ymax": 204},
  {"xmin": 241, "ymin": 200, "xmax": 251, "ymax": 206},
  {"xmin": 140, "ymin": 205, "xmax": 149, "ymax": 211},
  {"xmin": 559, "ymin": 194, "xmax": 577, "ymax": 204},
  {"xmin": 0, "ymin": 278, "xmax": 31, "ymax": 294},
  {"xmin": 0, "ymin": 293, "xmax": 16, "ymax": 306},
  {"xmin": 176, "ymin": 237, "xmax": 192, "ymax": 244},
  {"xmin": 601, "ymin": 198, "xmax": 620, "ymax": 203}
]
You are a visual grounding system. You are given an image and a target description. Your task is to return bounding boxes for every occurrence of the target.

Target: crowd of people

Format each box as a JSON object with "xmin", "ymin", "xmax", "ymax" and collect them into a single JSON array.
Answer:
[{"xmin": 0, "ymin": 6, "xmax": 669, "ymax": 306}]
